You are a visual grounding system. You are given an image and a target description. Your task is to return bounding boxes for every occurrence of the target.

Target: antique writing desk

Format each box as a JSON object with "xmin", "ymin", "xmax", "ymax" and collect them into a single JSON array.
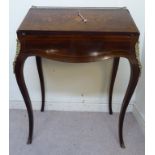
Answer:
[{"xmin": 14, "ymin": 7, "xmax": 140, "ymax": 148}]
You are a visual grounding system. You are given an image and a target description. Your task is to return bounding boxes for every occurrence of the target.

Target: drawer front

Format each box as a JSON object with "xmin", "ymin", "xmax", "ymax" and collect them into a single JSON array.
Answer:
[
  {"xmin": 22, "ymin": 34, "xmax": 131, "ymax": 51},
  {"xmin": 20, "ymin": 34, "xmax": 132, "ymax": 62}
]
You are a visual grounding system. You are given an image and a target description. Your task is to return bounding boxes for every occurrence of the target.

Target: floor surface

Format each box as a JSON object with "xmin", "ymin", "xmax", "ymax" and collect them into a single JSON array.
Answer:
[{"xmin": 9, "ymin": 110, "xmax": 145, "ymax": 155}]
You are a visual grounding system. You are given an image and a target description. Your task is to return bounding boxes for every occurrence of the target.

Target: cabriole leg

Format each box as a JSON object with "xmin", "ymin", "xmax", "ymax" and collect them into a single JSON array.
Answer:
[
  {"xmin": 36, "ymin": 56, "xmax": 45, "ymax": 112},
  {"xmin": 14, "ymin": 54, "xmax": 34, "ymax": 144},
  {"xmin": 109, "ymin": 57, "xmax": 120, "ymax": 114},
  {"xmin": 119, "ymin": 57, "xmax": 140, "ymax": 148}
]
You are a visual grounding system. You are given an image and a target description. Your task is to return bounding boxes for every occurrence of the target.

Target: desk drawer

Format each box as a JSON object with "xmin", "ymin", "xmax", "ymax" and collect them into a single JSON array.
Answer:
[{"xmin": 22, "ymin": 35, "xmax": 131, "ymax": 55}]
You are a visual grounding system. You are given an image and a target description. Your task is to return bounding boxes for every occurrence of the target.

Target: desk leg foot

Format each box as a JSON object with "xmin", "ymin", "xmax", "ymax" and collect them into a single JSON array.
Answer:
[
  {"xmin": 27, "ymin": 137, "xmax": 32, "ymax": 144},
  {"xmin": 109, "ymin": 58, "xmax": 120, "ymax": 115},
  {"xmin": 36, "ymin": 56, "xmax": 45, "ymax": 112},
  {"xmin": 120, "ymin": 142, "xmax": 125, "ymax": 148},
  {"xmin": 119, "ymin": 58, "xmax": 140, "ymax": 148},
  {"xmin": 14, "ymin": 54, "xmax": 34, "ymax": 144}
]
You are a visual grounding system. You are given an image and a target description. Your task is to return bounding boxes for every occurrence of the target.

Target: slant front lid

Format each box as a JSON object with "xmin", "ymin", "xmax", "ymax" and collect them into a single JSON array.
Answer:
[{"xmin": 18, "ymin": 7, "xmax": 139, "ymax": 35}]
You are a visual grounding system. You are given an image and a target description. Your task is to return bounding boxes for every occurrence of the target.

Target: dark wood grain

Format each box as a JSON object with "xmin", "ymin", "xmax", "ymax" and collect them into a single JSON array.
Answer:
[{"xmin": 14, "ymin": 7, "xmax": 140, "ymax": 148}]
